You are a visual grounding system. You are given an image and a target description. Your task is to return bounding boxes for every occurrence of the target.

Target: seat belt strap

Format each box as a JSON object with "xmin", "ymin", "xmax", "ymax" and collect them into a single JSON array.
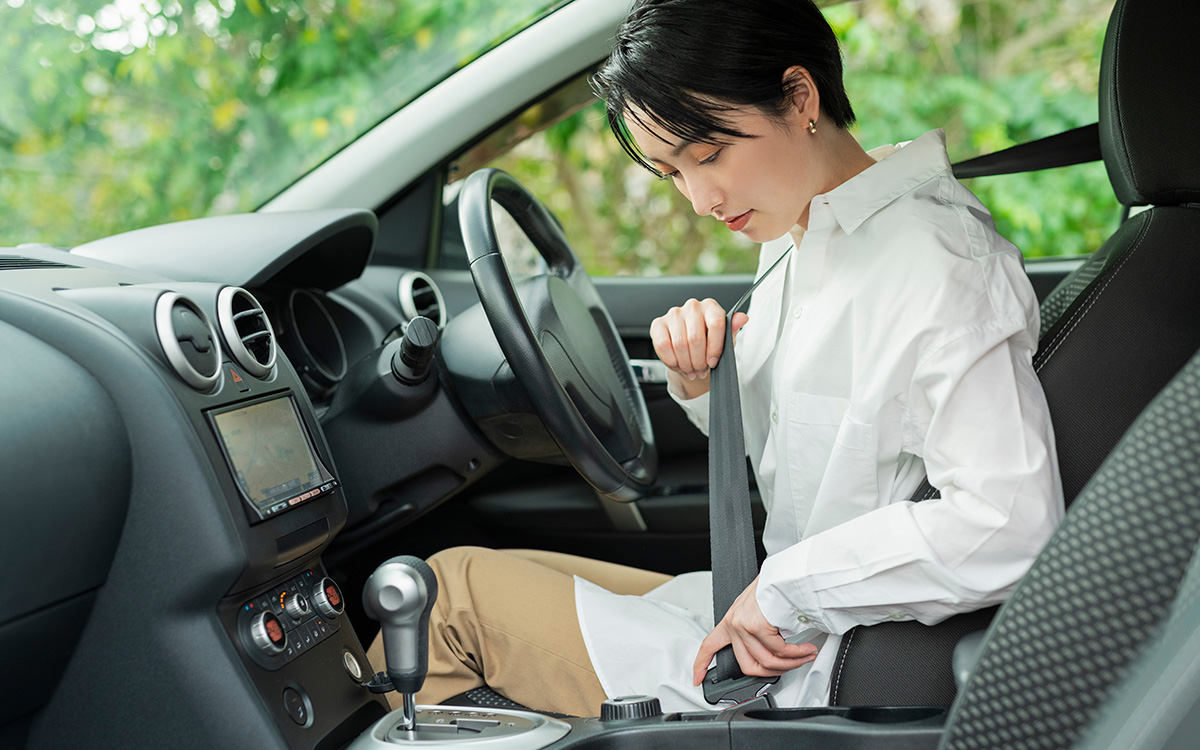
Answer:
[
  {"xmin": 951, "ymin": 123, "xmax": 1099, "ymax": 179},
  {"xmin": 703, "ymin": 247, "xmax": 792, "ymax": 705}
]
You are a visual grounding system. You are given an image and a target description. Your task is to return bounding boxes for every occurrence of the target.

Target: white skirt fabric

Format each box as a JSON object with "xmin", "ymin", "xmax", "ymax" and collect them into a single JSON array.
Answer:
[{"xmin": 574, "ymin": 571, "xmax": 831, "ymax": 712}]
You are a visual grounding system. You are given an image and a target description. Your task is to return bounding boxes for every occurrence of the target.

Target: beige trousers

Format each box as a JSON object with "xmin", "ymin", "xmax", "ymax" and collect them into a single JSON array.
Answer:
[{"xmin": 365, "ymin": 547, "xmax": 672, "ymax": 717}]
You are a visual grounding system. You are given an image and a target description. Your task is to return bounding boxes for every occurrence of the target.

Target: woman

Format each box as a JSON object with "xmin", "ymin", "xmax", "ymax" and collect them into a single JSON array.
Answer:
[{"xmin": 368, "ymin": 0, "xmax": 1063, "ymax": 716}]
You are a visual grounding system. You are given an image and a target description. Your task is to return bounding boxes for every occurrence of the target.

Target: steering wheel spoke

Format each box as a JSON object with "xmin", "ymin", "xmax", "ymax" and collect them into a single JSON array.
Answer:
[{"xmin": 451, "ymin": 168, "xmax": 657, "ymax": 501}]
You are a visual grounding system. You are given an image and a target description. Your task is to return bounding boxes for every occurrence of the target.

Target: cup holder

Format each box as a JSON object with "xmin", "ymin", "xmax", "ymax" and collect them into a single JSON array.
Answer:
[
  {"xmin": 743, "ymin": 708, "xmax": 843, "ymax": 721},
  {"xmin": 843, "ymin": 707, "xmax": 945, "ymax": 724},
  {"xmin": 743, "ymin": 706, "xmax": 945, "ymax": 724}
]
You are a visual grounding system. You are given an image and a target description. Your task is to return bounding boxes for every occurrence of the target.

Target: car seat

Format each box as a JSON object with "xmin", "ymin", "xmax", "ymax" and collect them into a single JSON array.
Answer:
[{"xmin": 1071, "ymin": 529, "xmax": 1200, "ymax": 750}]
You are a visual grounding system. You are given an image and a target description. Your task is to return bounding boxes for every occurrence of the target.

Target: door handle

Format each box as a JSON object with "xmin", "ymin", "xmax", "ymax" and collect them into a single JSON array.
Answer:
[{"xmin": 629, "ymin": 358, "xmax": 669, "ymax": 384}]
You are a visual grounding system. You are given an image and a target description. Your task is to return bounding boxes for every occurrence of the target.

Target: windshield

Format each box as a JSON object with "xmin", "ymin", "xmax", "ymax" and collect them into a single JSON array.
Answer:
[{"xmin": 0, "ymin": 0, "xmax": 564, "ymax": 247}]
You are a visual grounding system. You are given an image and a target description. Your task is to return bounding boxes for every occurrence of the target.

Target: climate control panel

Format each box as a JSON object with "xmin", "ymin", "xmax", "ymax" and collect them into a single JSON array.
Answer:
[{"xmin": 236, "ymin": 568, "xmax": 345, "ymax": 669}]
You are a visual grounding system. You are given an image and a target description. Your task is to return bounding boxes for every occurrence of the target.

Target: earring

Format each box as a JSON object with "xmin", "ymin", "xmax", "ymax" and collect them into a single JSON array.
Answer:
[{"xmin": 807, "ymin": 119, "xmax": 817, "ymax": 134}]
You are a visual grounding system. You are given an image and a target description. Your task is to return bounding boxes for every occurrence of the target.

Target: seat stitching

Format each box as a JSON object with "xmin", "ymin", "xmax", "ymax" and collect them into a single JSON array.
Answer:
[
  {"xmin": 1037, "ymin": 213, "xmax": 1150, "ymax": 362},
  {"xmin": 830, "ymin": 627, "xmax": 856, "ymax": 704},
  {"xmin": 1036, "ymin": 256, "xmax": 1112, "ymax": 366},
  {"xmin": 1035, "ymin": 217, "xmax": 1151, "ymax": 371},
  {"xmin": 1037, "ymin": 252, "xmax": 1117, "ymax": 361}
]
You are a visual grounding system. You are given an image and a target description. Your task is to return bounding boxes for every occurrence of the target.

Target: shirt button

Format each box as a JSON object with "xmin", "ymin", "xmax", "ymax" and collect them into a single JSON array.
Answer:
[
  {"xmin": 889, "ymin": 613, "xmax": 905, "ymax": 621},
  {"xmin": 797, "ymin": 615, "xmax": 809, "ymax": 624},
  {"xmin": 792, "ymin": 306, "xmax": 803, "ymax": 319},
  {"xmin": 771, "ymin": 411, "xmax": 779, "ymax": 424}
]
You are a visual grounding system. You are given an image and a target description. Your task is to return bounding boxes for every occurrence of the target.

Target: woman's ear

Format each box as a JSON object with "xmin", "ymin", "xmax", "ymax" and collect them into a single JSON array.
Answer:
[{"xmin": 782, "ymin": 65, "xmax": 820, "ymax": 123}]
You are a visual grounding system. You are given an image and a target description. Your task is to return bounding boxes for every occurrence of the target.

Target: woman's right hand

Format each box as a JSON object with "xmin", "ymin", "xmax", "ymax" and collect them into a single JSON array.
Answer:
[{"xmin": 650, "ymin": 298, "xmax": 749, "ymax": 398}]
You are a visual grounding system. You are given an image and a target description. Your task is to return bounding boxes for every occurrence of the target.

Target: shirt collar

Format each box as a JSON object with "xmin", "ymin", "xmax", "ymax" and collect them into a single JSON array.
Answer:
[{"xmin": 821, "ymin": 129, "xmax": 952, "ymax": 235}]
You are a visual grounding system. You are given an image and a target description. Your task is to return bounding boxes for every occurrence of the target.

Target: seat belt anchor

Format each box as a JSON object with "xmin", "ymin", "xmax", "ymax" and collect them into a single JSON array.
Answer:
[{"xmin": 702, "ymin": 668, "xmax": 779, "ymax": 706}]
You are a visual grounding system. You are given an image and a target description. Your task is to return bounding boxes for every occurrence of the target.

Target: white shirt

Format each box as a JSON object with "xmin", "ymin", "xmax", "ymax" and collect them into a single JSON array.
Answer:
[{"xmin": 574, "ymin": 130, "xmax": 1065, "ymax": 712}]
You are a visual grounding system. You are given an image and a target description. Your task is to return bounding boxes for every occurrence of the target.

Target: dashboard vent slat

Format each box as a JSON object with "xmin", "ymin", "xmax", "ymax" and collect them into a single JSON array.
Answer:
[
  {"xmin": 217, "ymin": 286, "xmax": 276, "ymax": 379},
  {"xmin": 0, "ymin": 254, "xmax": 77, "ymax": 270}
]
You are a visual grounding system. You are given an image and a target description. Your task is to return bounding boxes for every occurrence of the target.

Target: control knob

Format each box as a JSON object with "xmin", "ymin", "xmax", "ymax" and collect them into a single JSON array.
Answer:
[
  {"xmin": 312, "ymin": 577, "xmax": 345, "ymax": 618},
  {"xmin": 600, "ymin": 695, "xmax": 663, "ymax": 721},
  {"xmin": 250, "ymin": 610, "xmax": 287, "ymax": 655},
  {"xmin": 284, "ymin": 593, "xmax": 311, "ymax": 621},
  {"xmin": 391, "ymin": 316, "xmax": 438, "ymax": 385}
]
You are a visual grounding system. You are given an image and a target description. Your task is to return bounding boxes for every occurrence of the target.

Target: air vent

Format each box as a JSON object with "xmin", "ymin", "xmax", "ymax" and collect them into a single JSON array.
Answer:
[
  {"xmin": 217, "ymin": 286, "xmax": 276, "ymax": 379},
  {"xmin": 154, "ymin": 292, "xmax": 221, "ymax": 391},
  {"xmin": 0, "ymin": 254, "xmax": 76, "ymax": 270},
  {"xmin": 398, "ymin": 271, "xmax": 447, "ymax": 328}
]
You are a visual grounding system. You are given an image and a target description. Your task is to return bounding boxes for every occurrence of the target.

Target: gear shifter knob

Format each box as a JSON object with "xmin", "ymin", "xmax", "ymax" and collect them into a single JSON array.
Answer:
[{"xmin": 362, "ymin": 555, "xmax": 439, "ymax": 695}]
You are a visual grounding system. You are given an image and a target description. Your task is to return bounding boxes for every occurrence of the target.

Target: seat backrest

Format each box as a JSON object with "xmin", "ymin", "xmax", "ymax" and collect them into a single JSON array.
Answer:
[
  {"xmin": 832, "ymin": 0, "xmax": 1200, "ymax": 708},
  {"xmin": 940, "ymin": 339, "xmax": 1200, "ymax": 750},
  {"xmin": 1033, "ymin": 0, "xmax": 1200, "ymax": 504}
]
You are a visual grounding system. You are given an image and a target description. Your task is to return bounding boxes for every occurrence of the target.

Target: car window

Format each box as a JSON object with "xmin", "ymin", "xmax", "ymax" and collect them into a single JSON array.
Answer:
[
  {"xmin": 447, "ymin": 79, "xmax": 761, "ymax": 277},
  {"xmin": 0, "ymin": 0, "xmax": 566, "ymax": 248},
  {"xmin": 448, "ymin": 0, "xmax": 1119, "ymax": 276}
]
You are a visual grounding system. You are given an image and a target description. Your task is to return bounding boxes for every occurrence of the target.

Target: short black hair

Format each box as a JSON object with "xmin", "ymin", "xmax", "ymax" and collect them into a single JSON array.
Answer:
[{"xmin": 593, "ymin": 0, "xmax": 855, "ymax": 173}]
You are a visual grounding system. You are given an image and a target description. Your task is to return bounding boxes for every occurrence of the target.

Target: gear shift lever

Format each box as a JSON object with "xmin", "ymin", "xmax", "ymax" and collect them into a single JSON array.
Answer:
[{"xmin": 363, "ymin": 555, "xmax": 439, "ymax": 732}]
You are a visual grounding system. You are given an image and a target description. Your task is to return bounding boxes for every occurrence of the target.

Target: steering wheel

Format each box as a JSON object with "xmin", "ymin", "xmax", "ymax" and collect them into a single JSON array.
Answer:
[{"xmin": 456, "ymin": 168, "xmax": 657, "ymax": 502}]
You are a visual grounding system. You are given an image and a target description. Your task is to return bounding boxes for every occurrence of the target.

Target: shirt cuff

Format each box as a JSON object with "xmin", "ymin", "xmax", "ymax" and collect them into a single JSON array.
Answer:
[{"xmin": 756, "ymin": 543, "xmax": 832, "ymax": 637}]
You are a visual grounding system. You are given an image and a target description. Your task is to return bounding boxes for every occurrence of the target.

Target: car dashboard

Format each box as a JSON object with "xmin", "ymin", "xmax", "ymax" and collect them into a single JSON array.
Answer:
[{"xmin": 0, "ymin": 209, "xmax": 498, "ymax": 748}]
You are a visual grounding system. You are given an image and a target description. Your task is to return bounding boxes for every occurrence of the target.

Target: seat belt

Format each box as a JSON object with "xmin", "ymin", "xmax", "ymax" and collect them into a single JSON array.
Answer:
[
  {"xmin": 950, "ymin": 123, "xmax": 1099, "ymax": 179},
  {"xmin": 703, "ymin": 247, "xmax": 792, "ymax": 705}
]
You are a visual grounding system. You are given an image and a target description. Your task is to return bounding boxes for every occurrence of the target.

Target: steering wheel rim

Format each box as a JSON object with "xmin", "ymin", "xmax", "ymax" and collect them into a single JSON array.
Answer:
[{"xmin": 458, "ymin": 168, "xmax": 657, "ymax": 501}]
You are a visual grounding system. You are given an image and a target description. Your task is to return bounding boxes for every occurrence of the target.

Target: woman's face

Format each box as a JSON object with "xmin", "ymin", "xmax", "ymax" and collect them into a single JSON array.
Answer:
[{"xmin": 625, "ymin": 103, "xmax": 828, "ymax": 242}]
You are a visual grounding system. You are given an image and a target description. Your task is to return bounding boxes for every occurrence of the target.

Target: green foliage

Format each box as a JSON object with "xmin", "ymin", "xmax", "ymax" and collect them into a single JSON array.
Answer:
[
  {"xmin": 2, "ymin": 0, "xmax": 1121, "ymax": 271},
  {"xmin": 836, "ymin": 0, "xmax": 1121, "ymax": 259},
  {"xmin": 489, "ymin": 101, "xmax": 759, "ymax": 277},
  {"xmin": 0, "ymin": 0, "xmax": 555, "ymax": 247},
  {"xmin": 492, "ymin": 0, "xmax": 1121, "ymax": 276}
]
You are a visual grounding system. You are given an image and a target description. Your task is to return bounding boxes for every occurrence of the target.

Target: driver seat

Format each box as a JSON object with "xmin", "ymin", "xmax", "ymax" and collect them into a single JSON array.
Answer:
[{"xmin": 830, "ymin": 0, "xmax": 1200, "ymax": 707}]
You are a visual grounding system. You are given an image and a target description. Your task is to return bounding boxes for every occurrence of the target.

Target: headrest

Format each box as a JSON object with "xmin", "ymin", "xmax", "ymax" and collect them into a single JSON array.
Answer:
[{"xmin": 1100, "ymin": 0, "xmax": 1200, "ymax": 206}]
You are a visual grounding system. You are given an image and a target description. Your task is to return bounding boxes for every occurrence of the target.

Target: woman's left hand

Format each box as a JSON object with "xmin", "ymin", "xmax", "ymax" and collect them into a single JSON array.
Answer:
[{"xmin": 692, "ymin": 577, "xmax": 819, "ymax": 686}]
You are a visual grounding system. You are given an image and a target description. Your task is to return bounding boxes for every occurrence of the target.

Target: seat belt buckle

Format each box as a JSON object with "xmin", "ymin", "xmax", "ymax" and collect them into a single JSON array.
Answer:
[{"xmin": 702, "ymin": 668, "xmax": 779, "ymax": 706}]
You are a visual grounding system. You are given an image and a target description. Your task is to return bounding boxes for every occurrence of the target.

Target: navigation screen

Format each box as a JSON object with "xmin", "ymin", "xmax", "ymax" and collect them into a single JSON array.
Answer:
[{"xmin": 210, "ymin": 395, "xmax": 332, "ymax": 518}]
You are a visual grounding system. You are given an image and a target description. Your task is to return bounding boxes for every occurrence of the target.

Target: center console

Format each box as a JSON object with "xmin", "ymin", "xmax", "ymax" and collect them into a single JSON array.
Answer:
[{"xmin": 86, "ymin": 281, "xmax": 397, "ymax": 747}]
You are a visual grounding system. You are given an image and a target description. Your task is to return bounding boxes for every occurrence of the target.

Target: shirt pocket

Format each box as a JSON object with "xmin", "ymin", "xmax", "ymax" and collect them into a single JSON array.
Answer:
[{"xmin": 786, "ymin": 393, "xmax": 879, "ymax": 539}]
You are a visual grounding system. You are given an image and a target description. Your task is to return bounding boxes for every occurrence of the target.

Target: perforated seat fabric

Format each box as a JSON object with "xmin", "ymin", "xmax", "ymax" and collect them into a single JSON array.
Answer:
[
  {"xmin": 938, "ymin": 347, "xmax": 1200, "ymax": 750},
  {"xmin": 1073, "ymin": 537, "xmax": 1200, "ymax": 750},
  {"xmin": 449, "ymin": 687, "xmax": 530, "ymax": 711},
  {"xmin": 442, "ymin": 687, "xmax": 575, "ymax": 719}
]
